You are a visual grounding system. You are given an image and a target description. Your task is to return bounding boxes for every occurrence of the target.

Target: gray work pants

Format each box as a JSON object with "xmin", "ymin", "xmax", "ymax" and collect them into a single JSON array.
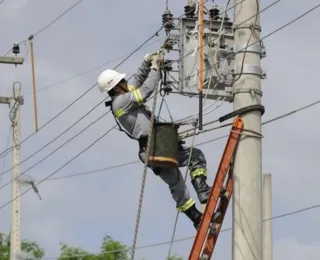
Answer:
[{"xmin": 138, "ymin": 145, "xmax": 207, "ymax": 212}]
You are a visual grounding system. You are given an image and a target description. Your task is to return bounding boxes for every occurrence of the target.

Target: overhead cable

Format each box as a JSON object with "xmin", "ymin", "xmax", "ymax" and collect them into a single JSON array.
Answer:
[
  {"xmin": 30, "ymin": 38, "xmax": 165, "ymax": 94},
  {"xmin": 27, "ymin": 0, "xmax": 236, "ymax": 95},
  {"xmin": 4, "ymin": 0, "xmax": 87, "ymax": 55},
  {"xmin": 0, "ymin": 111, "xmax": 110, "ymax": 191},
  {"xmin": 0, "ymin": 26, "xmax": 166, "ymax": 160},
  {"xmin": 0, "ymin": 127, "xmax": 11, "ymax": 185},
  {"xmin": 0, "ymin": 98, "xmax": 108, "ymax": 178},
  {"xmin": 184, "ymin": 1, "xmax": 320, "ymax": 81},
  {"xmin": 43, "ymin": 98, "xmax": 320, "ymax": 181},
  {"xmin": 0, "ymin": 78, "xmax": 162, "ymax": 189},
  {"xmin": 0, "ymin": 124, "xmax": 117, "ymax": 211},
  {"xmin": 42, "ymin": 202, "xmax": 320, "ymax": 259},
  {"xmin": 183, "ymin": 99, "xmax": 320, "ymax": 140}
]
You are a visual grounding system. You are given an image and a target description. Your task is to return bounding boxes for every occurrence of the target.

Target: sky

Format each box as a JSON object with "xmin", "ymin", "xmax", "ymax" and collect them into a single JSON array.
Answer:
[{"xmin": 0, "ymin": 0, "xmax": 320, "ymax": 259}]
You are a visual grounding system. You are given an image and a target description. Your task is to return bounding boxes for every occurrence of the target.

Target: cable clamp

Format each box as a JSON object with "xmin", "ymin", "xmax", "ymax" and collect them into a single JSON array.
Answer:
[
  {"xmin": 233, "ymin": 88, "xmax": 263, "ymax": 97},
  {"xmin": 231, "ymin": 64, "xmax": 267, "ymax": 79},
  {"xmin": 231, "ymin": 41, "xmax": 266, "ymax": 58},
  {"xmin": 232, "ymin": 24, "xmax": 261, "ymax": 32}
]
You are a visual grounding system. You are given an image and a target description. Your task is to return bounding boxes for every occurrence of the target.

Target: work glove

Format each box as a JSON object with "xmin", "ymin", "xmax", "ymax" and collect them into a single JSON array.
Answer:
[
  {"xmin": 144, "ymin": 52, "xmax": 158, "ymax": 63},
  {"xmin": 150, "ymin": 53, "xmax": 163, "ymax": 70}
]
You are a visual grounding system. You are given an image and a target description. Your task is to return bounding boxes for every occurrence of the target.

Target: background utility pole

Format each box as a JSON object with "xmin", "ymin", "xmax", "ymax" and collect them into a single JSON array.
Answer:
[
  {"xmin": 0, "ymin": 51, "xmax": 24, "ymax": 260},
  {"xmin": 232, "ymin": 0, "xmax": 263, "ymax": 260},
  {"xmin": 263, "ymin": 174, "xmax": 273, "ymax": 260},
  {"xmin": 0, "ymin": 86, "xmax": 24, "ymax": 260},
  {"xmin": 9, "ymin": 85, "xmax": 23, "ymax": 260}
]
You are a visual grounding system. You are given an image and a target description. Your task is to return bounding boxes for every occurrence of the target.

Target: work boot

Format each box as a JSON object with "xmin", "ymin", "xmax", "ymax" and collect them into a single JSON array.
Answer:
[
  {"xmin": 184, "ymin": 204, "xmax": 223, "ymax": 230},
  {"xmin": 183, "ymin": 204, "xmax": 203, "ymax": 229},
  {"xmin": 191, "ymin": 175, "xmax": 211, "ymax": 204}
]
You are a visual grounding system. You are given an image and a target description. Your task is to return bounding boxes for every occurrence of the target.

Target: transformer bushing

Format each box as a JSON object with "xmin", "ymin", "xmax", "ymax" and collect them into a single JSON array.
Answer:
[
  {"xmin": 162, "ymin": 9, "xmax": 174, "ymax": 35},
  {"xmin": 209, "ymin": 5, "xmax": 220, "ymax": 21},
  {"xmin": 223, "ymin": 13, "xmax": 233, "ymax": 30},
  {"xmin": 12, "ymin": 44, "xmax": 20, "ymax": 55},
  {"xmin": 184, "ymin": 3, "xmax": 196, "ymax": 18}
]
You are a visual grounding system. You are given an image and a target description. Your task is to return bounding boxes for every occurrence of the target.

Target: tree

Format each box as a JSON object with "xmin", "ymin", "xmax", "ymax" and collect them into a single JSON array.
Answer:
[
  {"xmin": 58, "ymin": 234, "xmax": 183, "ymax": 260},
  {"xmin": 167, "ymin": 256, "xmax": 183, "ymax": 260},
  {"xmin": 58, "ymin": 234, "xmax": 129, "ymax": 260},
  {"xmin": 0, "ymin": 232, "xmax": 44, "ymax": 260}
]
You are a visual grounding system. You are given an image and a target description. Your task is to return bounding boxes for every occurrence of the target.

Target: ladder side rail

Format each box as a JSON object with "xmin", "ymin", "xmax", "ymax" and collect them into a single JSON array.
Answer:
[{"xmin": 189, "ymin": 117, "xmax": 244, "ymax": 260}]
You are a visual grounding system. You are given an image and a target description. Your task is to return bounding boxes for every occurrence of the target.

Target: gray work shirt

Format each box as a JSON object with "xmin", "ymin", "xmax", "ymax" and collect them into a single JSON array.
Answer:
[{"xmin": 111, "ymin": 60, "xmax": 160, "ymax": 140}]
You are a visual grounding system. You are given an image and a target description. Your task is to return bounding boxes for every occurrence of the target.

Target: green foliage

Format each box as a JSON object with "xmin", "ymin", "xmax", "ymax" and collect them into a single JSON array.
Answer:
[
  {"xmin": 0, "ymin": 232, "xmax": 184, "ymax": 260},
  {"xmin": 57, "ymin": 234, "xmax": 184, "ymax": 260},
  {"xmin": 0, "ymin": 232, "xmax": 44, "ymax": 260},
  {"xmin": 167, "ymin": 255, "xmax": 183, "ymax": 260},
  {"xmin": 58, "ymin": 234, "xmax": 130, "ymax": 260}
]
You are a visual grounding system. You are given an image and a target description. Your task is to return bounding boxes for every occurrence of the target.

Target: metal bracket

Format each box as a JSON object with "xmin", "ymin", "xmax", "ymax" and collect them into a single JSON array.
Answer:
[
  {"xmin": 232, "ymin": 24, "xmax": 262, "ymax": 32},
  {"xmin": 231, "ymin": 41, "xmax": 266, "ymax": 58},
  {"xmin": 0, "ymin": 56, "xmax": 24, "ymax": 65},
  {"xmin": 233, "ymin": 88, "xmax": 263, "ymax": 96},
  {"xmin": 231, "ymin": 64, "xmax": 266, "ymax": 79}
]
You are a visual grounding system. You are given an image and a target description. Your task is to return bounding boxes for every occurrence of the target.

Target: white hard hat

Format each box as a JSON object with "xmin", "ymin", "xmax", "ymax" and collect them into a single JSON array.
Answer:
[{"xmin": 97, "ymin": 69, "xmax": 126, "ymax": 94}]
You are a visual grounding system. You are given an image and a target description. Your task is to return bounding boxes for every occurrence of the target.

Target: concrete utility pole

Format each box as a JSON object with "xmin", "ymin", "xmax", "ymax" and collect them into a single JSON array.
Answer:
[
  {"xmin": 232, "ymin": 0, "xmax": 263, "ymax": 260},
  {"xmin": 263, "ymin": 174, "xmax": 273, "ymax": 260},
  {"xmin": 1, "ymin": 47, "xmax": 25, "ymax": 260},
  {"xmin": 0, "ymin": 85, "xmax": 24, "ymax": 260},
  {"xmin": 9, "ymin": 85, "xmax": 23, "ymax": 260}
]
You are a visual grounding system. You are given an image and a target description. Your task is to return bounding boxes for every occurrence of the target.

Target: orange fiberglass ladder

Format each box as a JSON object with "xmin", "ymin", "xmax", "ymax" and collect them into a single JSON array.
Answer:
[{"xmin": 189, "ymin": 116, "xmax": 244, "ymax": 260}]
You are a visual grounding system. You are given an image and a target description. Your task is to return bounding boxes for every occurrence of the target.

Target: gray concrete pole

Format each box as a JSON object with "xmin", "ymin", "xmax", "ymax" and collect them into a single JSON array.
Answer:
[
  {"xmin": 10, "ymin": 87, "xmax": 22, "ymax": 260},
  {"xmin": 263, "ymin": 174, "xmax": 273, "ymax": 260},
  {"xmin": 232, "ymin": 0, "xmax": 263, "ymax": 260}
]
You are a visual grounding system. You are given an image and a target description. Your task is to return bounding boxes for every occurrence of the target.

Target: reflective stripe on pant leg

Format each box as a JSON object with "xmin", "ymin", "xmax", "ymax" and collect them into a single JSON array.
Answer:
[
  {"xmin": 190, "ymin": 168, "xmax": 207, "ymax": 179},
  {"xmin": 155, "ymin": 166, "xmax": 194, "ymax": 211},
  {"xmin": 177, "ymin": 198, "xmax": 196, "ymax": 212},
  {"xmin": 178, "ymin": 147, "xmax": 207, "ymax": 176}
]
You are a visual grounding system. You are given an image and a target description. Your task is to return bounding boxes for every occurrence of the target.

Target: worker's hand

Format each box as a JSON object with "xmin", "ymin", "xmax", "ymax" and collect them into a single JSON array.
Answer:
[
  {"xmin": 150, "ymin": 54, "xmax": 161, "ymax": 70},
  {"xmin": 144, "ymin": 52, "xmax": 158, "ymax": 63}
]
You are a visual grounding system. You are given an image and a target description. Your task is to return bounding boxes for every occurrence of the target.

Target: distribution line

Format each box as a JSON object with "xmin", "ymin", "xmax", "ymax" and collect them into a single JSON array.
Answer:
[
  {"xmin": 42, "ymin": 98, "xmax": 320, "ymax": 181},
  {"xmin": 0, "ymin": 127, "xmax": 11, "ymax": 185},
  {"xmin": 0, "ymin": 1, "xmax": 250, "ymax": 161},
  {"xmin": 185, "ymin": 1, "xmax": 320, "ymax": 81},
  {"xmin": 4, "ymin": 0, "xmax": 87, "ymax": 55},
  {"xmin": 184, "ymin": 99, "xmax": 320, "ymax": 140},
  {"xmin": 0, "ymin": 98, "xmax": 108, "ymax": 178},
  {"xmin": 0, "ymin": 124, "xmax": 117, "ymax": 211},
  {"xmin": 164, "ymin": 0, "xmax": 280, "ymax": 73},
  {"xmin": 28, "ymin": 38, "xmax": 165, "ymax": 94},
  {"xmin": 0, "ymin": 111, "xmax": 110, "ymax": 191},
  {"xmin": 0, "ymin": 76, "xmax": 161, "ymax": 189},
  {"xmin": 42, "ymin": 202, "xmax": 320, "ymax": 259},
  {"xmin": 0, "ymin": 25, "xmax": 165, "ymax": 160},
  {"xmin": 26, "ymin": 0, "xmax": 237, "ymax": 96}
]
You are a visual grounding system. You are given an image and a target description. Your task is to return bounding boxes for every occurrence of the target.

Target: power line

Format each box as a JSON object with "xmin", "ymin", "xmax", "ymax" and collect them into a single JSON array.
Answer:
[
  {"xmin": 185, "ymin": 1, "xmax": 320, "ymax": 81},
  {"xmin": 32, "ymin": 0, "xmax": 86, "ymax": 38},
  {"xmin": 0, "ymin": 77, "xmax": 163, "ymax": 191},
  {"xmin": 0, "ymin": 73, "xmax": 164, "ymax": 190},
  {"xmin": 0, "ymin": 124, "xmax": 117, "ymax": 211},
  {"xmin": 0, "ymin": 127, "xmax": 11, "ymax": 185},
  {"xmin": 25, "ymin": 0, "xmax": 238, "ymax": 95},
  {"xmin": 28, "ymin": 38, "xmax": 165, "ymax": 94},
  {"xmin": 0, "ymin": 110, "xmax": 110, "ymax": 191},
  {"xmin": 4, "ymin": 0, "xmax": 87, "ymax": 55},
  {"xmin": 42, "ymin": 202, "xmax": 320, "ymax": 259},
  {"xmin": 42, "ymin": 98, "xmax": 320, "ymax": 181},
  {"xmin": 0, "ymin": 26, "xmax": 165, "ymax": 160},
  {"xmin": 0, "ymin": 98, "xmax": 108, "ymax": 178}
]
